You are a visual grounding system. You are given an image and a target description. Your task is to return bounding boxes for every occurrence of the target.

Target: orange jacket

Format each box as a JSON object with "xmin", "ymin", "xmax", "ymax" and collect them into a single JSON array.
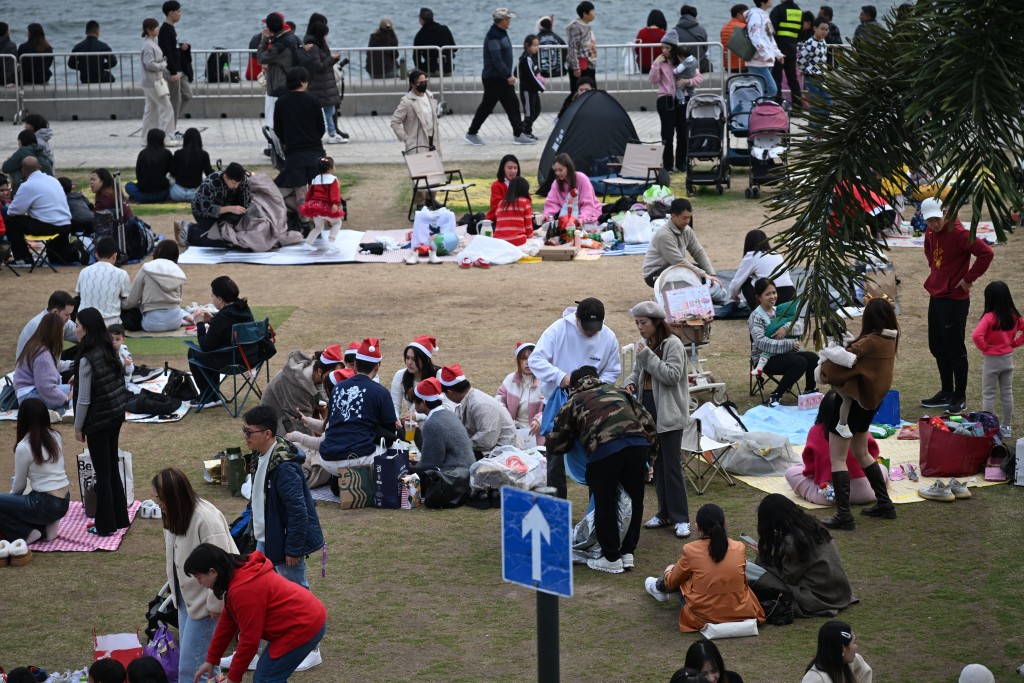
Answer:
[
  {"xmin": 721, "ymin": 17, "xmax": 747, "ymax": 71},
  {"xmin": 663, "ymin": 538, "xmax": 765, "ymax": 632}
]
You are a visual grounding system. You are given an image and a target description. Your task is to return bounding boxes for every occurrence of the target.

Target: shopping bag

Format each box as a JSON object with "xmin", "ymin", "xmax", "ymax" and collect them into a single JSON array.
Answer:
[
  {"xmin": 373, "ymin": 448, "xmax": 409, "ymax": 509},
  {"xmin": 94, "ymin": 630, "xmax": 143, "ymax": 669},
  {"xmin": 873, "ymin": 390, "xmax": 901, "ymax": 426},
  {"xmin": 918, "ymin": 417, "xmax": 994, "ymax": 477},
  {"xmin": 142, "ymin": 623, "xmax": 180, "ymax": 682},
  {"xmin": 337, "ymin": 464, "xmax": 374, "ymax": 509},
  {"xmin": 78, "ymin": 449, "xmax": 135, "ymax": 504}
]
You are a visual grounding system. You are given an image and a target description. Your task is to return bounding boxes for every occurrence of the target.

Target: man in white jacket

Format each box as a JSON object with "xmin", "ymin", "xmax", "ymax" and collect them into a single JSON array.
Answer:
[{"xmin": 529, "ymin": 297, "xmax": 620, "ymax": 497}]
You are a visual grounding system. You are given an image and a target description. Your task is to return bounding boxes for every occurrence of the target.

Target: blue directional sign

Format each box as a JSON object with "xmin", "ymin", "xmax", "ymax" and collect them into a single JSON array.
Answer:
[{"xmin": 501, "ymin": 486, "xmax": 573, "ymax": 598}]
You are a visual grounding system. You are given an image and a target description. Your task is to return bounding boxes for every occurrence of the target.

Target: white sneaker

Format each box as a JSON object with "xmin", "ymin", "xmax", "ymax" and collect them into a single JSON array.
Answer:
[
  {"xmin": 405, "ymin": 252, "xmax": 419, "ymax": 265},
  {"xmin": 219, "ymin": 652, "xmax": 259, "ymax": 671},
  {"xmin": 620, "ymin": 553, "xmax": 634, "ymax": 569},
  {"xmin": 1000, "ymin": 425, "xmax": 1012, "ymax": 439},
  {"xmin": 295, "ymin": 647, "xmax": 322, "ymax": 671},
  {"xmin": 586, "ymin": 556, "xmax": 624, "ymax": 574},
  {"xmin": 427, "ymin": 250, "xmax": 441, "ymax": 264},
  {"xmin": 643, "ymin": 516, "xmax": 670, "ymax": 529},
  {"xmin": 675, "ymin": 522, "xmax": 691, "ymax": 538},
  {"xmin": 645, "ymin": 576, "xmax": 670, "ymax": 601},
  {"xmin": 835, "ymin": 423, "xmax": 853, "ymax": 439}
]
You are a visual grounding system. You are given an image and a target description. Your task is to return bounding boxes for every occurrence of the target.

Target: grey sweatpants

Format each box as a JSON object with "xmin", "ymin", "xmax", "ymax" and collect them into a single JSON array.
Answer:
[{"xmin": 981, "ymin": 353, "xmax": 1014, "ymax": 427}]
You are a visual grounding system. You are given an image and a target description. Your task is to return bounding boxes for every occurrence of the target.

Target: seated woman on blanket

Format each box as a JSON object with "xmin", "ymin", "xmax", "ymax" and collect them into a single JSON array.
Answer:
[
  {"xmin": 542, "ymin": 153, "xmax": 602, "ymax": 226},
  {"xmin": 746, "ymin": 493, "xmax": 854, "ymax": 618},
  {"xmin": 494, "ymin": 176, "xmax": 535, "ymax": 246},
  {"xmin": 187, "ymin": 276, "xmax": 255, "ymax": 408},
  {"xmin": 486, "ymin": 154, "xmax": 522, "ymax": 222},
  {"xmin": 390, "ymin": 335, "xmax": 453, "ymax": 422},
  {"xmin": 122, "ymin": 240, "xmax": 192, "ymax": 333},
  {"xmin": 644, "ymin": 503, "xmax": 765, "ymax": 632},
  {"xmin": 496, "ymin": 342, "xmax": 544, "ymax": 445},
  {"xmin": 90, "ymin": 168, "xmax": 133, "ymax": 223},
  {"xmin": 785, "ymin": 391, "xmax": 883, "ymax": 506},
  {"xmin": 261, "ymin": 345, "xmax": 345, "ymax": 436},
  {"xmin": 729, "ymin": 229, "xmax": 796, "ymax": 310},
  {"xmin": 0, "ymin": 398, "xmax": 71, "ymax": 545},
  {"xmin": 14, "ymin": 312, "xmax": 71, "ymax": 412}
]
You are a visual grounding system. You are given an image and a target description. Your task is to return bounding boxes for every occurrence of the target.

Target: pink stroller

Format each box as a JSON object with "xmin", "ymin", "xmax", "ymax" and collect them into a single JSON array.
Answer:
[{"xmin": 745, "ymin": 99, "xmax": 789, "ymax": 198}]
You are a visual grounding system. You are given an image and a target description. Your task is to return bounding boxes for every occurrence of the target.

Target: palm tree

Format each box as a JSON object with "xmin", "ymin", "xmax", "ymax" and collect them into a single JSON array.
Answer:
[{"xmin": 766, "ymin": 0, "xmax": 1023, "ymax": 344}]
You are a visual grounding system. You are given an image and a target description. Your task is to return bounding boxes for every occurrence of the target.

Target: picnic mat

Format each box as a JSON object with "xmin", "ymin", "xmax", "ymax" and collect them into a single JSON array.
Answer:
[
  {"xmin": 732, "ymin": 437, "xmax": 1002, "ymax": 509},
  {"xmin": 178, "ymin": 229, "xmax": 363, "ymax": 265},
  {"xmin": 126, "ymin": 326, "xmax": 197, "ymax": 339},
  {"xmin": 0, "ymin": 372, "xmax": 190, "ymax": 423},
  {"xmin": 311, "ymin": 485, "xmax": 340, "ymax": 504},
  {"xmin": 879, "ymin": 221, "xmax": 996, "ymax": 248},
  {"xmin": 30, "ymin": 500, "xmax": 143, "ymax": 552},
  {"xmin": 354, "ymin": 227, "xmax": 472, "ymax": 264}
]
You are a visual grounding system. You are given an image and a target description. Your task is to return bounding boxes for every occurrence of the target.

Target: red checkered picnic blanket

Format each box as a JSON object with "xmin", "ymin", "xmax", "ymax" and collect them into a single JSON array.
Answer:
[{"xmin": 30, "ymin": 500, "xmax": 142, "ymax": 552}]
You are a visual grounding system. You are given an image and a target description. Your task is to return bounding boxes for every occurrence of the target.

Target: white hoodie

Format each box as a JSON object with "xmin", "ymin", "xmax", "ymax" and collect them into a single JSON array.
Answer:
[
  {"xmin": 124, "ymin": 258, "xmax": 187, "ymax": 313},
  {"xmin": 529, "ymin": 306, "xmax": 621, "ymax": 400}
]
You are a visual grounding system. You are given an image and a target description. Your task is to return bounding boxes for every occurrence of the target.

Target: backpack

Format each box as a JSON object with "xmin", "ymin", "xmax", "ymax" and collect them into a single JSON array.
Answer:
[
  {"xmin": 537, "ymin": 33, "xmax": 566, "ymax": 78},
  {"xmin": 122, "ymin": 216, "xmax": 157, "ymax": 263},
  {"xmin": 288, "ymin": 38, "xmax": 313, "ymax": 68},
  {"xmin": 0, "ymin": 375, "xmax": 17, "ymax": 411},
  {"xmin": 126, "ymin": 390, "xmax": 182, "ymax": 416}
]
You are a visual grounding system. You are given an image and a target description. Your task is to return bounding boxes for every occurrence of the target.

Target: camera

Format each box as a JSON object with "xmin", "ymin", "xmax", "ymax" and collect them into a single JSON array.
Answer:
[{"xmin": 338, "ymin": 57, "xmax": 350, "ymax": 68}]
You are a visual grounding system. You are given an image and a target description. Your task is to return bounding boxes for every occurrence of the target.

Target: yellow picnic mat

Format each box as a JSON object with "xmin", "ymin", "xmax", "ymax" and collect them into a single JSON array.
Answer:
[{"xmin": 733, "ymin": 437, "xmax": 1002, "ymax": 509}]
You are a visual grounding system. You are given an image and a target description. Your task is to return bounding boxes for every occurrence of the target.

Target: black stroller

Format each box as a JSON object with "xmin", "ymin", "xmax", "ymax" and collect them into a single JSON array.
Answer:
[{"xmin": 685, "ymin": 94, "xmax": 729, "ymax": 195}]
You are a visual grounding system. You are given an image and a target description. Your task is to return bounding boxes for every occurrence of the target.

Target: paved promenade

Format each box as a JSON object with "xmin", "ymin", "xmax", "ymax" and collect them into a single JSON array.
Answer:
[{"xmin": 49, "ymin": 111, "xmax": 664, "ymax": 169}]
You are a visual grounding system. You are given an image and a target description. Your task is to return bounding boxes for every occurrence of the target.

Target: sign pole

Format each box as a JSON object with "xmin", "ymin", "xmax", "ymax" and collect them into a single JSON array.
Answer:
[{"xmin": 536, "ymin": 591, "xmax": 559, "ymax": 683}]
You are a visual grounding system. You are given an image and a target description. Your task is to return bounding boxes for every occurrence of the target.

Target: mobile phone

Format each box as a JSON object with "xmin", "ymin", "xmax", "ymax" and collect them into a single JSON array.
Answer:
[
  {"xmin": 739, "ymin": 533, "xmax": 757, "ymax": 547},
  {"xmin": 283, "ymin": 407, "xmax": 302, "ymax": 420},
  {"xmin": 281, "ymin": 416, "xmax": 295, "ymax": 433}
]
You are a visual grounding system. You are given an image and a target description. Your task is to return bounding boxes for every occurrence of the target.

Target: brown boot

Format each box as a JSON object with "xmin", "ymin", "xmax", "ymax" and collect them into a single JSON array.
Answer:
[
  {"xmin": 822, "ymin": 471, "xmax": 856, "ymax": 530},
  {"xmin": 860, "ymin": 462, "xmax": 897, "ymax": 519}
]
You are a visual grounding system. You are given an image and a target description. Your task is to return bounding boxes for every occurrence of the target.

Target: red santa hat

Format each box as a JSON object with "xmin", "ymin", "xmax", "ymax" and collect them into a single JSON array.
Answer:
[
  {"xmin": 515, "ymin": 342, "xmax": 536, "ymax": 359},
  {"xmin": 320, "ymin": 344, "xmax": 344, "ymax": 365},
  {"xmin": 439, "ymin": 364, "xmax": 466, "ymax": 387},
  {"xmin": 414, "ymin": 377, "xmax": 444, "ymax": 402},
  {"xmin": 355, "ymin": 337, "xmax": 382, "ymax": 364},
  {"xmin": 408, "ymin": 335, "xmax": 439, "ymax": 358},
  {"xmin": 328, "ymin": 367, "xmax": 355, "ymax": 386},
  {"xmin": 344, "ymin": 341, "xmax": 360, "ymax": 360}
]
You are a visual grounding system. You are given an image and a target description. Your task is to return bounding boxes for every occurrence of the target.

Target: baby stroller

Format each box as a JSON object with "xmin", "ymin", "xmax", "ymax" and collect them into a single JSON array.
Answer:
[
  {"xmin": 725, "ymin": 73, "xmax": 765, "ymax": 176},
  {"xmin": 685, "ymin": 94, "xmax": 729, "ymax": 195},
  {"xmin": 746, "ymin": 98, "xmax": 789, "ymax": 198},
  {"xmin": 652, "ymin": 264, "xmax": 728, "ymax": 409}
]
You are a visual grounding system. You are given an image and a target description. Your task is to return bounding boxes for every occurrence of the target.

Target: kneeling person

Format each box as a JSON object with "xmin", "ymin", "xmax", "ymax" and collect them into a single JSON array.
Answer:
[{"xmin": 441, "ymin": 364, "xmax": 519, "ymax": 459}]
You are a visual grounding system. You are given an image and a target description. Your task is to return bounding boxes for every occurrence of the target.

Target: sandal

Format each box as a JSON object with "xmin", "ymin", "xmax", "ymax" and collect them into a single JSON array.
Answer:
[
  {"xmin": 459, "ymin": 256, "xmax": 472, "ymax": 269},
  {"xmin": 473, "ymin": 258, "xmax": 491, "ymax": 269}
]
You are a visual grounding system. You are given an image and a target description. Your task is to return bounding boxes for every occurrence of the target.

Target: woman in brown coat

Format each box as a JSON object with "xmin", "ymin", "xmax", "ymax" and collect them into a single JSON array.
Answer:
[
  {"xmin": 390, "ymin": 69, "xmax": 442, "ymax": 157},
  {"xmin": 817, "ymin": 297, "xmax": 900, "ymax": 531}
]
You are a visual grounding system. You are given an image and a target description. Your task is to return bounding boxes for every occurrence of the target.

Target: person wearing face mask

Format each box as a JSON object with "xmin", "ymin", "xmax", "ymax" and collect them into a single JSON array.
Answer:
[{"xmin": 390, "ymin": 69, "xmax": 442, "ymax": 157}]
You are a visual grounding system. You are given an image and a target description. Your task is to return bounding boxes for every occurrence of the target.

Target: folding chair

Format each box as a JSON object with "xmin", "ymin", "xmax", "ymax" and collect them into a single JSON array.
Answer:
[
  {"xmin": 27, "ymin": 234, "xmax": 60, "ymax": 273},
  {"xmin": 185, "ymin": 318, "xmax": 274, "ymax": 417},
  {"xmin": 601, "ymin": 142, "xmax": 665, "ymax": 201},
  {"xmin": 403, "ymin": 147, "xmax": 475, "ymax": 221},
  {"xmin": 683, "ymin": 432, "xmax": 737, "ymax": 495},
  {"xmin": 748, "ymin": 337, "xmax": 801, "ymax": 404},
  {"xmin": 0, "ymin": 242, "xmax": 20, "ymax": 276}
]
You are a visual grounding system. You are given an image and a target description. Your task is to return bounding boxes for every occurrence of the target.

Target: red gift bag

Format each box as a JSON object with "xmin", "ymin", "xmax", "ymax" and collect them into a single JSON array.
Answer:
[
  {"xmin": 94, "ymin": 630, "xmax": 144, "ymax": 669},
  {"xmin": 918, "ymin": 418, "xmax": 995, "ymax": 477}
]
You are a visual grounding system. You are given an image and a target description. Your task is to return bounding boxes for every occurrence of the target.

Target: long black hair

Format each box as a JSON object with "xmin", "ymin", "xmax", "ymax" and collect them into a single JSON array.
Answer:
[
  {"xmin": 695, "ymin": 504, "xmax": 729, "ymax": 563},
  {"xmin": 496, "ymin": 154, "xmax": 521, "ymax": 182},
  {"xmin": 756, "ymin": 493, "xmax": 832, "ymax": 569},
  {"xmin": 74, "ymin": 307, "xmax": 121, "ymax": 380},
  {"xmin": 401, "ymin": 345, "xmax": 438, "ymax": 399},
  {"xmin": 183, "ymin": 543, "xmax": 250, "ymax": 600},
  {"xmin": 982, "ymin": 280, "xmax": 1021, "ymax": 331},
  {"xmin": 806, "ymin": 620, "xmax": 855, "ymax": 683},
  {"xmin": 742, "ymin": 229, "xmax": 771, "ymax": 255},
  {"xmin": 856, "ymin": 297, "xmax": 899, "ymax": 352},
  {"xmin": 646, "ymin": 9, "xmax": 668, "ymax": 30},
  {"xmin": 683, "ymin": 639, "xmax": 730, "ymax": 683},
  {"xmin": 15, "ymin": 397, "xmax": 61, "ymax": 465},
  {"xmin": 126, "ymin": 655, "xmax": 169, "ymax": 683},
  {"xmin": 502, "ymin": 176, "xmax": 530, "ymax": 208}
]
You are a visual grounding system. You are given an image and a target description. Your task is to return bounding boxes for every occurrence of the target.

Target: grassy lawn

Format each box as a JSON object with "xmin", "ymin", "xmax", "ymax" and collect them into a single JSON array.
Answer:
[{"xmin": 1, "ymin": 163, "xmax": 1022, "ymax": 681}]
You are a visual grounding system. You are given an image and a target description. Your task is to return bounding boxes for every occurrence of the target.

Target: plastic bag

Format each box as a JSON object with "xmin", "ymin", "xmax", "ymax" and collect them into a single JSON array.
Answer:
[
  {"xmin": 621, "ymin": 212, "xmax": 655, "ymax": 244},
  {"xmin": 642, "ymin": 184, "xmax": 674, "ymax": 205},
  {"xmin": 571, "ymin": 487, "xmax": 633, "ymax": 563},
  {"xmin": 469, "ymin": 446, "xmax": 547, "ymax": 491},
  {"xmin": 142, "ymin": 623, "xmax": 180, "ymax": 682},
  {"xmin": 718, "ymin": 431, "xmax": 798, "ymax": 475}
]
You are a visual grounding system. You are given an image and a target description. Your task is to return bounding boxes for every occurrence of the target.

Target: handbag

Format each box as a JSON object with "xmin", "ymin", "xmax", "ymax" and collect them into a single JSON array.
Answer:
[
  {"xmin": 918, "ymin": 417, "xmax": 995, "ymax": 477},
  {"xmin": 726, "ymin": 27, "xmax": 757, "ymax": 62},
  {"xmin": 126, "ymin": 390, "xmax": 181, "ymax": 416},
  {"xmin": 373, "ymin": 447, "xmax": 409, "ymax": 509},
  {"xmin": 759, "ymin": 591, "xmax": 794, "ymax": 625},
  {"xmin": 142, "ymin": 622, "xmax": 180, "ymax": 682},
  {"xmin": 162, "ymin": 368, "xmax": 199, "ymax": 402},
  {"xmin": 153, "ymin": 77, "xmax": 170, "ymax": 98},
  {"xmin": 0, "ymin": 375, "xmax": 17, "ymax": 412},
  {"xmin": 421, "ymin": 467, "xmax": 470, "ymax": 508}
]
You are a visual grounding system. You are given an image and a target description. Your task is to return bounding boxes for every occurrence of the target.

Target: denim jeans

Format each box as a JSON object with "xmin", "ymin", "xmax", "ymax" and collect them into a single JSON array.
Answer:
[
  {"xmin": 169, "ymin": 183, "xmax": 197, "ymax": 203},
  {"xmin": 0, "ymin": 491, "xmax": 70, "ymax": 540},
  {"xmin": 19, "ymin": 385, "xmax": 71, "ymax": 411},
  {"xmin": 124, "ymin": 181, "xmax": 170, "ymax": 204},
  {"xmin": 255, "ymin": 540, "xmax": 309, "ymax": 589},
  {"xmin": 252, "ymin": 622, "xmax": 326, "ymax": 683},
  {"xmin": 747, "ymin": 66, "xmax": 777, "ymax": 98},
  {"xmin": 176, "ymin": 585, "xmax": 220, "ymax": 683},
  {"xmin": 322, "ymin": 106, "xmax": 336, "ymax": 136},
  {"xmin": 804, "ymin": 76, "xmax": 831, "ymax": 130}
]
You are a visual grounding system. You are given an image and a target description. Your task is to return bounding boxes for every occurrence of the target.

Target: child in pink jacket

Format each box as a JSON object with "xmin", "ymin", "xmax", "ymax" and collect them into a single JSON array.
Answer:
[{"xmin": 971, "ymin": 281, "xmax": 1024, "ymax": 437}]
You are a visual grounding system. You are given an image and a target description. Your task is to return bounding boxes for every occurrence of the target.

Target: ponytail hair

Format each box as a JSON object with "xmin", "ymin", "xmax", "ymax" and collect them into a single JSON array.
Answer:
[
  {"xmin": 317, "ymin": 156, "xmax": 335, "ymax": 175},
  {"xmin": 696, "ymin": 503, "xmax": 729, "ymax": 563}
]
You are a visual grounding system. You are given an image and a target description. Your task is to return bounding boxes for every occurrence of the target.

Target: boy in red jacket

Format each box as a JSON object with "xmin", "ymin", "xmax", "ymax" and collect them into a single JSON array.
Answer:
[{"xmin": 920, "ymin": 197, "xmax": 993, "ymax": 414}]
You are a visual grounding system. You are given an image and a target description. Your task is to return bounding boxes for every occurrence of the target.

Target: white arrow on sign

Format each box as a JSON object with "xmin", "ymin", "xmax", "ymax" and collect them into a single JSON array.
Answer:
[{"xmin": 522, "ymin": 504, "xmax": 551, "ymax": 583}]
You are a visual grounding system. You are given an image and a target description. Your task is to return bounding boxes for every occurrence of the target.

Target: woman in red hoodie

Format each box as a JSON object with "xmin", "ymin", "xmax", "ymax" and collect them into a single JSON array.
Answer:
[
  {"xmin": 919, "ymin": 197, "xmax": 993, "ymax": 415},
  {"xmin": 186, "ymin": 543, "xmax": 327, "ymax": 683}
]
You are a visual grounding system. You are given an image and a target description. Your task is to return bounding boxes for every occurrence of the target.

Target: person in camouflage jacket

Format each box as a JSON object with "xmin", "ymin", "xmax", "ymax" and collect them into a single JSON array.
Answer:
[{"xmin": 546, "ymin": 366, "xmax": 657, "ymax": 573}]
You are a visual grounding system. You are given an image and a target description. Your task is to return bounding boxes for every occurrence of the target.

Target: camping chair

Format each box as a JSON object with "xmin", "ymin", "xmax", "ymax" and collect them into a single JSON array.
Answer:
[
  {"xmin": 601, "ymin": 142, "xmax": 665, "ymax": 201},
  {"xmin": 403, "ymin": 147, "xmax": 475, "ymax": 221},
  {"xmin": 27, "ymin": 234, "xmax": 60, "ymax": 273},
  {"xmin": 0, "ymin": 241, "xmax": 20, "ymax": 276},
  {"xmin": 683, "ymin": 433, "xmax": 737, "ymax": 495},
  {"xmin": 185, "ymin": 318, "xmax": 274, "ymax": 417},
  {"xmin": 748, "ymin": 337, "xmax": 801, "ymax": 404}
]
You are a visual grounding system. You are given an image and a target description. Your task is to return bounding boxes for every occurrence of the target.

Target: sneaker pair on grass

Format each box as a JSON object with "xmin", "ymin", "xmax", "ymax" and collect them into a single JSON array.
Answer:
[
  {"xmin": 917, "ymin": 478, "xmax": 971, "ymax": 502},
  {"xmin": 587, "ymin": 553, "xmax": 633, "ymax": 574}
]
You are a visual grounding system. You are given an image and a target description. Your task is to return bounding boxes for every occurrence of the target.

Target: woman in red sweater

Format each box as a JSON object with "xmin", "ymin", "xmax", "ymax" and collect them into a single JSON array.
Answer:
[
  {"xmin": 186, "ymin": 544, "xmax": 327, "ymax": 683},
  {"xmin": 634, "ymin": 10, "xmax": 667, "ymax": 74},
  {"xmin": 494, "ymin": 176, "xmax": 534, "ymax": 246},
  {"xmin": 486, "ymin": 154, "xmax": 521, "ymax": 221}
]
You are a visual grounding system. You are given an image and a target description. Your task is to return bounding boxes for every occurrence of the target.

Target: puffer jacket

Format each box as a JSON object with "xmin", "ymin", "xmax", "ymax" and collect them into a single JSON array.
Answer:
[
  {"xmin": 303, "ymin": 42, "xmax": 341, "ymax": 108},
  {"xmin": 124, "ymin": 258, "xmax": 186, "ymax": 313},
  {"xmin": 74, "ymin": 347, "xmax": 129, "ymax": 434}
]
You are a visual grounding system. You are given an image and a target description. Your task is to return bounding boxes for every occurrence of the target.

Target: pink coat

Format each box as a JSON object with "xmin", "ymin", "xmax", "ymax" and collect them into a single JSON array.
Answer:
[
  {"xmin": 495, "ymin": 371, "xmax": 544, "ymax": 445},
  {"xmin": 543, "ymin": 172, "xmax": 601, "ymax": 224}
]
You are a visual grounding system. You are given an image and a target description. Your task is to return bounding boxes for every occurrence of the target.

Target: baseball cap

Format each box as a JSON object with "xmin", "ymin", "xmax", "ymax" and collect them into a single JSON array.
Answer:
[
  {"xmin": 576, "ymin": 297, "xmax": 605, "ymax": 333},
  {"xmin": 493, "ymin": 7, "xmax": 516, "ymax": 20},
  {"xmin": 920, "ymin": 197, "xmax": 944, "ymax": 221}
]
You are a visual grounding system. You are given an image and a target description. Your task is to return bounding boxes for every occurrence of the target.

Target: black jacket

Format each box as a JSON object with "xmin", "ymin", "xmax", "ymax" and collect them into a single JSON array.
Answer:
[
  {"xmin": 413, "ymin": 20, "xmax": 457, "ymax": 75},
  {"xmin": 75, "ymin": 347, "xmax": 129, "ymax": 434},
  {"xmin": 517, "ymin": 52, "xmax": 545, "ymax": 93},
  {"xmin": 196, "ymin": 300, "xmax": 254, "ymax": 353},
  {"xmin": 17, "ymin": 42, "xmax": 53, "ymax": 84},
  {"xmin": 158, "ymin": 22, "xmax": 182, "ymax": 75},
  {"xmin": 171, "ymin": 148, "xmax": 213, "ymax": 190},
  {"xmin": 273, "ymin": 90, "xmax": 326, "ymax": 152},
  {"xmin": 0, "ymin": 36, "xmax": 15, "ymax": 84},
  {"xmin": 68, "ymin": 35, "xmax": 118, "ymax": 83},
  {"xmin": 135, "ymin": 147, "xmax": 174, "ymax": 194}
]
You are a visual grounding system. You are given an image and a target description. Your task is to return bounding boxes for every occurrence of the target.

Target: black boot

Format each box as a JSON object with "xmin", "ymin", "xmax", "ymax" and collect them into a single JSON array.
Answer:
[
  {"xmin": 822, "ymin": 471, "xmax": 856, "ymax": 530},
  {"xmin": 860, "ymin": 462, "xmax": 897, "ymax": 519}
]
